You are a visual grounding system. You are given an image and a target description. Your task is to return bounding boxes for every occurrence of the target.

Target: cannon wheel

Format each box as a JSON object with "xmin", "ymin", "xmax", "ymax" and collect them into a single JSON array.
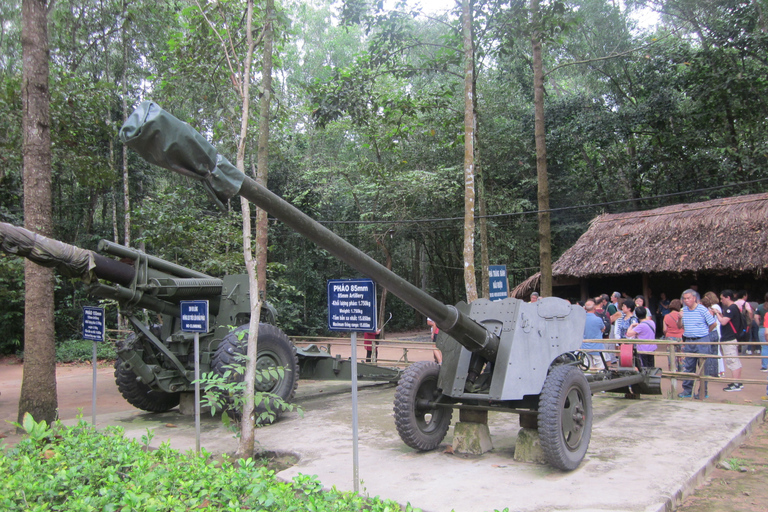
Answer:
[
  {"xmin": 538, "ymin": 364, "xmax": 593, "ymax": 471},
  {"xmin": 394, "ymin": 361, "xmax": 452, "ymax": 451},
  {"xmin": 211, "ymin": 323, "xmax": 299, "ymax": 423},
  {"xmin": 114, "ymin": 356, "xmax": 181, "ymax": 413}
]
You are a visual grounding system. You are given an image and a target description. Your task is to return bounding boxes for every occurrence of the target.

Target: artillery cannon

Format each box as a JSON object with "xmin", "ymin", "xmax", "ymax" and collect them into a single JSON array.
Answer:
[
  {"xmin": 0, "ymin": 222, "xmax": 401, "ymax": 417},
  {"xmin": 113, "ymin": 101, "xmax": 662, "ymax": 470}
]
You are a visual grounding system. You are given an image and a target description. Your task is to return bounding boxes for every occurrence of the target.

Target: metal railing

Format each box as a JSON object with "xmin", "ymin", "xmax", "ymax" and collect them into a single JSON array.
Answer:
[
  {"xmin": 290, "ymin": 335, "xmax": 437, "ymax": 367},
  {"xmin": 582, "ymin": 338, "xmax": 768, "ymax": 398}
]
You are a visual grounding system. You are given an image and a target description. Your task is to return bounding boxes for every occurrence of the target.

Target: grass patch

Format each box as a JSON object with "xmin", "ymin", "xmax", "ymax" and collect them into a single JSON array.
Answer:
[
  {"xmin": 721, "ymin": 457, "xmax": 749, "ymax": 471},
  {"xmin": 0, "ymin": 414, "xmax": 417, "ymax": 511}
]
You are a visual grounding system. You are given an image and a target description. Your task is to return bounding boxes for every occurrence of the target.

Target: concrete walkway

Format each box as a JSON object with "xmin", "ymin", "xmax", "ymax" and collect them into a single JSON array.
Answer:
[{"xmin": 78, "ymin": 380, "xmax": 765, "ymax": 512}]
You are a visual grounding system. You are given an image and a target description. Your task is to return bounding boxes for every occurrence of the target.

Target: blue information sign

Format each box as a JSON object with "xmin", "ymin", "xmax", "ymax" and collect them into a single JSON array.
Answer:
[
  {"xmin": 180, "ymin": 300, "xmax": 209, "ymax": 333},
  {"xmin": 82, "ymin": 306, "xmax": 105, "ymax": 342},
  {"xmin": 488, "ymin": 265, "xmax": 509, "ymax": 302},
  {"xmin": 327, "ymin": 279, "xmax": 378, "ymax": 332}
]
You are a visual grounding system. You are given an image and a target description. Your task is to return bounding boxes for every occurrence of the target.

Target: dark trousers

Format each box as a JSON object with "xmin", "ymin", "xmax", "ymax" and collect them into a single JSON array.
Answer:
[{"xmin": 682, "ymin": 336, "xmax": 713, "ymax": 395}]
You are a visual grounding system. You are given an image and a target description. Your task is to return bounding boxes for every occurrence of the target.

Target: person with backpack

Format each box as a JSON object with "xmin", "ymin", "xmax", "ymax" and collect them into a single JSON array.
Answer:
[
  {"xmin": 715, "ymin": 289, "xmax": 744, "ymax": 392},
  {"xmin": 735, "ymin": 290, "xmax": 754, "ymax": 353}
]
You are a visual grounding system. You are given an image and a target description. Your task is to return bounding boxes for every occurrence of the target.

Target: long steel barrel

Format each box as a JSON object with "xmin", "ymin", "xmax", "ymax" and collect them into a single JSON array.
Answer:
[
  {"xmin": 120, "ymin": 102, "xmax": 500, "ymax": 361},
  {"xmin": 98, "ymin": 240, "xmax": 213, "ymax": 280},
  {"xmin": 237, "ymin": 178, "xmax": 499, "ymax": 360}
]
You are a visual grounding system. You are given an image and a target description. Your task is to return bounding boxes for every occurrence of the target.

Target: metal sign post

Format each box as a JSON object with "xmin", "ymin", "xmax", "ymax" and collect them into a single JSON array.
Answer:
[
  {"xmin": 327, "ymin": 279, "xmax": 377, "ymax": 494},
  {"xmin": 180, "ymin": 300, "xmax": 209, "ymax": 453},
  {"xmin": 82, "ymin": 306, "xmax": 105, "ymax": 425}
]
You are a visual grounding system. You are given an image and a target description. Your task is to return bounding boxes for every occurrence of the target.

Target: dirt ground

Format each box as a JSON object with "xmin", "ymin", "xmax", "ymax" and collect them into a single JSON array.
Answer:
[{"xmin": 1, "ymin": 345, "xmax": 767, "ymax": 511}]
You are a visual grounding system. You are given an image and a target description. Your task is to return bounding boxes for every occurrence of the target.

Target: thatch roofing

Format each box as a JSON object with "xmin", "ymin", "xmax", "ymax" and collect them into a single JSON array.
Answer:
[
  {"xmin": 552, "ymin": 193, "xmax": 768, "ymax": 278},
  {"xmin": 511, "ymin": 273, "xmax": 540, "ymax": 299}
]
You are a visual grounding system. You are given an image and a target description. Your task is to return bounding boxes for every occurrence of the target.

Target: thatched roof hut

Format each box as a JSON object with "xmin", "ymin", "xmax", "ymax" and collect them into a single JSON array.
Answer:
[
  {"xmin": 513, "ymin": 193, "xmax": 768, "ymax": 300},
  {"xmin": 554, "ymin": 193, "xmax": 768, "ymax": 278}
]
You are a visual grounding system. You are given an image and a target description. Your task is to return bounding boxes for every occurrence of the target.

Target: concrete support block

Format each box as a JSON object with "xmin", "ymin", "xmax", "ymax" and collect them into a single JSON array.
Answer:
[
  {"xmin": 178, "ymin": 392, "xmax": 210, "ymax": 416},
  {"xmin": 513, "ymin": 427, "xmax": 547, "ymax": 464},
  {"xmin": 452, "ymin": 409, "xmax": 492, "ymax": 455}
]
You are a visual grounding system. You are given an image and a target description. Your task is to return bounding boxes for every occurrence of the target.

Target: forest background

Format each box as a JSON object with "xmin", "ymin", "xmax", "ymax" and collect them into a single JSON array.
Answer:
[{"xmin": 1, "ymin": 0, "xmax": 767, "ymax": 353}]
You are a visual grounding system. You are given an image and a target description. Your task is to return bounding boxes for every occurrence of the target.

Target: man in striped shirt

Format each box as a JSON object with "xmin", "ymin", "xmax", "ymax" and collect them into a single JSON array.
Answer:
[{"xmin": 678, "ymin": 289, "xmax": 717, "ymax": 398}]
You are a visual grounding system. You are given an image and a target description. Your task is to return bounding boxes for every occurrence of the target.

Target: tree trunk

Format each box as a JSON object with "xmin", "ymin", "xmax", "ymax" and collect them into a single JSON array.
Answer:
[
  {"xmin": 255, "ymin": 0, "xmax": 275, "ymax": 302},
  {"xmin": 531, "ymin": 0, "xmax": 552, "ymax": 297},
  {"xmin": 462, "ymin": 0, "xmax": 478, "ymax": 303},
  {"xmin": 19, "ymin": 0, "xmax": 57, "ymax": 426},
  {"xmin": 235, "ymin": 0, "xmax": 259, "ymax": 458},
  {"xmin": 121, "ymin": 0, "xmax": 130, "ymax": 247},
  {"xmin": 478, "ymin": 166, "xmax": 489, "ymax": 299}
]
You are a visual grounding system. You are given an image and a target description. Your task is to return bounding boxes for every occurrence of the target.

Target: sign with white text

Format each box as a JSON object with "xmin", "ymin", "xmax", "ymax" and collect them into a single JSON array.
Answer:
[
  {"xmin": 488, "ymin": 265, "xmax": 509, "ymax": 302},
  {"xmin": 327, "ymin": 279, "xmax": 377, "ymax": 332},
  {"xmin": 82, "ymin": 306, "xmax": 105, "ymax": 342},
  {"xmin": 180, "ymin": 300, "xmax": 209, "ymax": 333}
]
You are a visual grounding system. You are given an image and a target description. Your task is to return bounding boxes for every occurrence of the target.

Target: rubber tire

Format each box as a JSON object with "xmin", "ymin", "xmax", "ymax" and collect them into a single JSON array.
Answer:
[
  {"xmin": 211, "ymin": 323, "xmax": 299, "ymax": 423},
  {"xmin": 114, "ymin": 356, "xmax": 181, "ymax": 412},
  {"xmin": 538, "ymin": 365, "xmax": 593, "ymax": 471},
  {"xmin": 394, "ymin": 361, "xmax": 452, "ymax": 451}
]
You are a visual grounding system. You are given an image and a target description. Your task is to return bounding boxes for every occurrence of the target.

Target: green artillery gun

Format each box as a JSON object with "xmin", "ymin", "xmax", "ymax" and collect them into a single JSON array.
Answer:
[
  {"xmin": 115, "ymin": 102, "xmax": 662, "ymax": 471},
  {"xmin": 0, "ymin": 222, "xmax": 400, "ymax": 416}
]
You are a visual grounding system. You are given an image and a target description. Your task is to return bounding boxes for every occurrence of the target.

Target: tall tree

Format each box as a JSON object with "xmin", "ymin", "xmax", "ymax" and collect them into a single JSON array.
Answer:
[
  {"xmin": 530, "ymin": 0, "xmax": 552, "ymax": 297},
  {"xmin": 121, "ymin": 0, "xmax": 130, "ymax": 246},
  {"xmin": 19, "ymin": 0, "xmax": 57, "ymax": 425},
  {"xmin": 255, "ymin": 0, "xmax": 275, "ymax": 303},
  {"xmin": 236, "ymin": 0, "xmax": 260, "ymax": 456},
  {"xmin": 462, "ymin": 0, "xmax": 478, "ymax": 303}
]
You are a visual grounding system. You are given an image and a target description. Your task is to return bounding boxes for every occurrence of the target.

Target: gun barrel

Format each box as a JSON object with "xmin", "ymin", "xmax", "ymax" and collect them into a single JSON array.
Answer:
[
  {"xmin": 147, "ymin": 277, "xmax": 223, "ymax": 298},
  {"xmin": 237, "ymin": 179, "xmax": 499, "ymax": 360},
  {"xmin": 0, "ymin": 222, "xmax": 136, "ymax": 286},
  {"xmin": 120, "ymin": 102, "xmax": 499, "ymax": 361},
  {"xmin": 97, "ymin": 240, "xmax": 213, "ymax": 279}
]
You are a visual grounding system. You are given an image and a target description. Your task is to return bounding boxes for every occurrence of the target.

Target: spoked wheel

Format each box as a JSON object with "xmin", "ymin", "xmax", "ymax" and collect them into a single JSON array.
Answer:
[
  {"xmin": 211, "ymin": 323, "xmax": 299, "ymax": 423},
  {"xmin": 394, "ymin": 361, "xmax": 452, "ymax": 451},
  {"xmin": 114, "ymin": 336, "xmax": 181, "ymax": 412},
  {"xmin": 538, "ymin": 365, "xmax": 592, "ymax": 471}
]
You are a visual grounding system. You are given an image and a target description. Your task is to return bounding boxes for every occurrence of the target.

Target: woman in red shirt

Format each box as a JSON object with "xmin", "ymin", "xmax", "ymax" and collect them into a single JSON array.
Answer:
[{"xmin": 664, "ymin": 299, "xmax": 685, "ymax": 371}]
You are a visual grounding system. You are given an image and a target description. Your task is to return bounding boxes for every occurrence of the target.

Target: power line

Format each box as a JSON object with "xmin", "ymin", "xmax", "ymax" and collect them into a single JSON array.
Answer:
[
  {"xmin": 316, "ymin": 177, "xmax": 768, "ymax": 226},
  {"xmin": 16, "ymin": 176, "xmax": 768, "ymax": 228}
]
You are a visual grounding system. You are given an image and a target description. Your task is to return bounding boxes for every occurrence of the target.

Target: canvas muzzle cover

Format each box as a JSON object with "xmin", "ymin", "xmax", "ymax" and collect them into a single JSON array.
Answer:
[
  {"xmin": 0, "ymin": 222, "xmax": 97, "ymax": 283},
  {"xmin": 119, "ymin": 101, "xmax": 245, "ymax": 206}
]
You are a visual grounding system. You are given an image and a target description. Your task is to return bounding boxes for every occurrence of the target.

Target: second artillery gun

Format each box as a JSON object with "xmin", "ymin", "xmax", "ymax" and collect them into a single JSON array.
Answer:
[
  {"xmin": 0, "ymin": 222, "xmax": 401, "ymax": 418},
  {"xmin": 113, "ymin": 102, "xmax": 663, "ymax": 471}
]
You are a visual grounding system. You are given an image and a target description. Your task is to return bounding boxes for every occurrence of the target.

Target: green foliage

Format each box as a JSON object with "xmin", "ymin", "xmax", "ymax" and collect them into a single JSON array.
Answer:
[
  {"xmin": 5, "ymin": 0, "xmax": 768, "ymax": 345},
  {"xmin": 196, "ymin": 330, "xmax": 301, "ymax": 427},
  {"xmin": 1, "ymin": 414, "xmax": 414, "ymax": 511},
  {"xmin": 53, "ymin": 339, "xmax": 117, "ymax": 363},
  {"xmin": 133, "ymin": 183, "xmax": 246, "ymax": 276},
  {"xmin": 0, "ymin": 257, "xmax": 24, "ymax": 354}
]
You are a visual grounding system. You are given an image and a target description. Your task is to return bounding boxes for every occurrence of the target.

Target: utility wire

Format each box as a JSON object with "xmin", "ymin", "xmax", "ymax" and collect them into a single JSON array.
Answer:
[
  {"xmin": 27, "ymin": 176, "xmax": 768, "ymax": 227},
  {"xmin": 316, "ymin": 177, "xmax": 768, "ymax": 225}
]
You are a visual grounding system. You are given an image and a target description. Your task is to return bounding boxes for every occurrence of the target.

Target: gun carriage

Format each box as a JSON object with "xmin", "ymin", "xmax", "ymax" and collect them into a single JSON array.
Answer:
[{"xmin": 0, "ymin": 222, "xmax": 400, "ymax": 418}]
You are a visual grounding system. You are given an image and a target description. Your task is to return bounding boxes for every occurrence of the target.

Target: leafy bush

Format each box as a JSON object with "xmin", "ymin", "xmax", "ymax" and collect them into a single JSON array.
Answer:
[
  {"xmin": 54, "ymin": 339, "xmax": 117, "ymax": 363},
  {"xmin": 1, "ymin": 413, "xmax": 417, "ymax": 512}
]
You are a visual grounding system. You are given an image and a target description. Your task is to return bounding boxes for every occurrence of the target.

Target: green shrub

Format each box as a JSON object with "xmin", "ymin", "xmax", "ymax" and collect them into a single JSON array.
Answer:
[
  {"xmin": 0, "ymin": 414, "xmax": 417, "ymax": 512},
  {"xmin": 54, "ymin": 339, "xmax": 117, "ymax": 363}
]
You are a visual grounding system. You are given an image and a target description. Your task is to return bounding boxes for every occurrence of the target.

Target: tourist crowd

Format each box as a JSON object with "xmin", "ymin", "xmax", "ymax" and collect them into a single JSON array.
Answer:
[{"xmin": 571, "ymin": 289, "xmax": 768, "ymax": 400}]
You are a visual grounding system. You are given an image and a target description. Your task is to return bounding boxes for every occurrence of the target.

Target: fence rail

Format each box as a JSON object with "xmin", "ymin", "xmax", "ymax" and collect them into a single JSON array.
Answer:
[
  {"xmin": 582, "ymin": 338, "xmax": 768, "ymax": 397},
  {"xmin": 290, "ymin": 335, "xmax": 437, "ymax": 366}
]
